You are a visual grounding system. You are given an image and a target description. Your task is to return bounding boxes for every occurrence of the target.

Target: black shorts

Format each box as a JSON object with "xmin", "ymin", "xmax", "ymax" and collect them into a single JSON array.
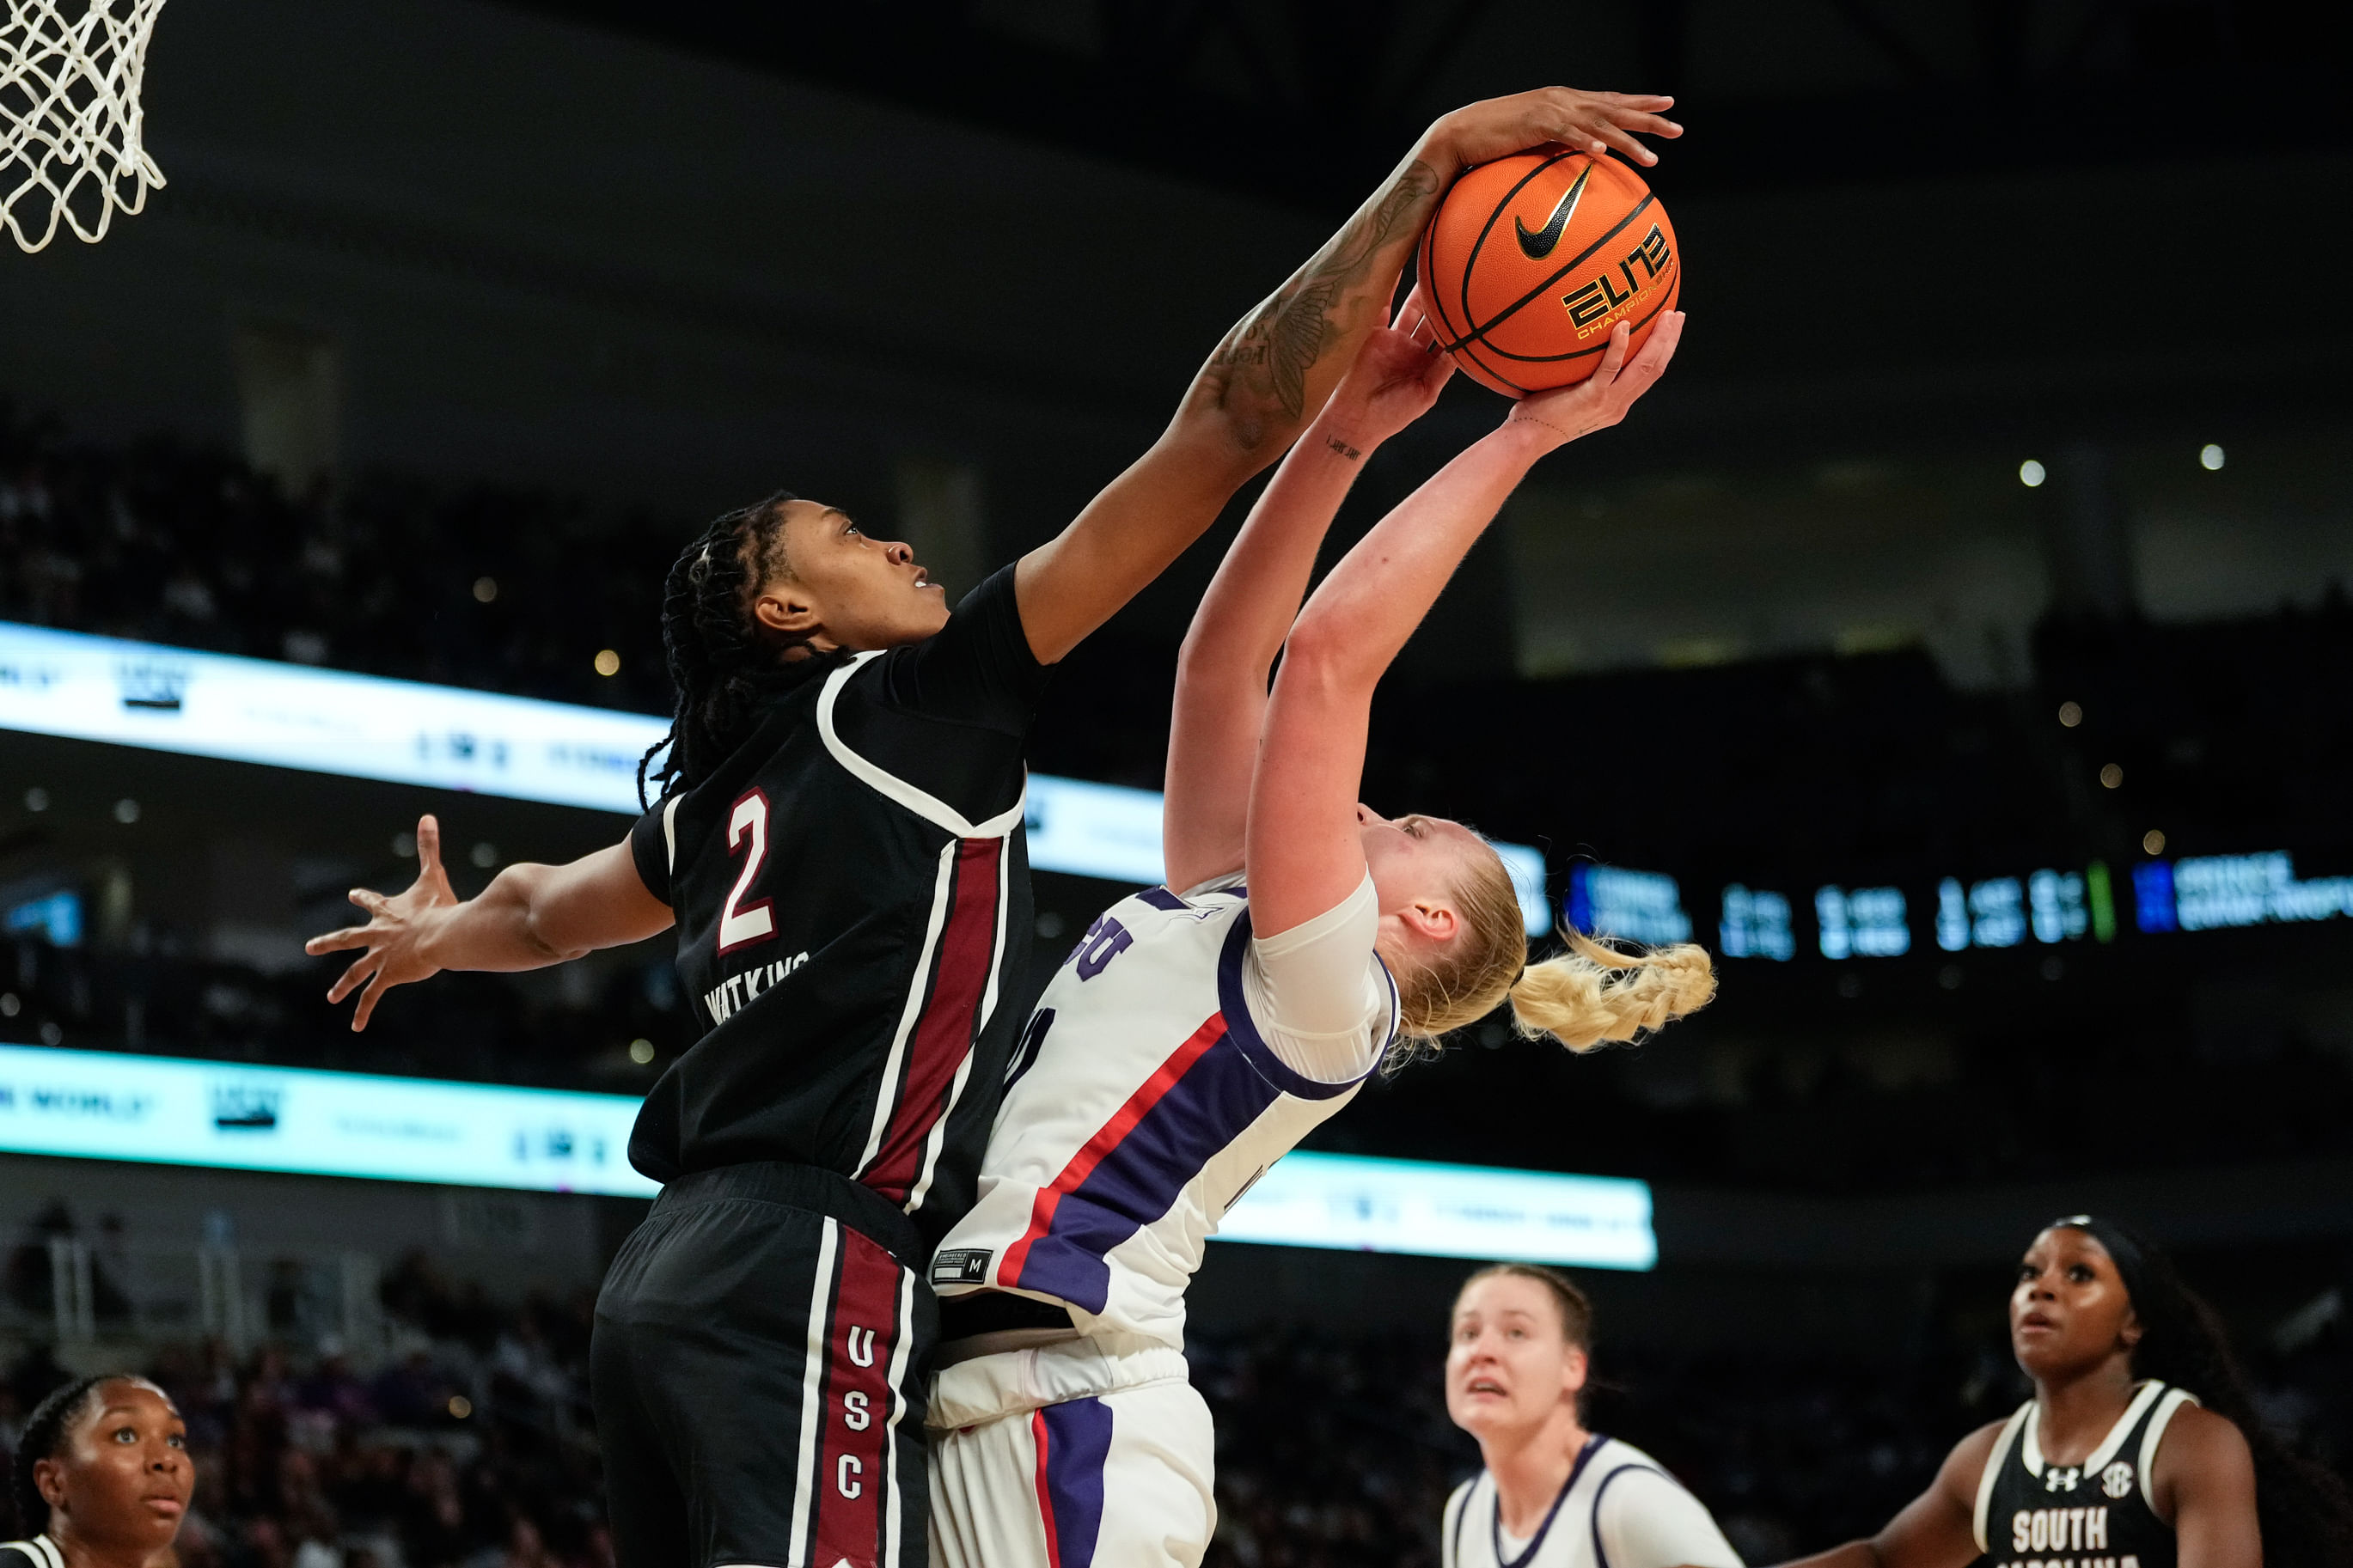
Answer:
[{"xmin": 592, "ymin": 1163, "xmax": 935, "ymax": 1568}]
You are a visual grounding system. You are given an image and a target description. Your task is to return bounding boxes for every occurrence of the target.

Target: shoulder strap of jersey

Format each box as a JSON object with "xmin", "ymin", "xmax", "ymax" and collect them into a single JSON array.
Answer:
[
  {"xmin": 1587, "ymin": 1449, "xmax": 1677, "ymax": 1568},
  {"xmin": 2136, "ymin": 1383, "xmax": 2202, "ymax": 1490},
  {"xmin": 0, "ymin": 1534, "xmax": 65, "ymax": 1568},
  {"xmin": 2084, "ymin": 1378, "xmax": 2168, "ymax": 1473},
  {"xmin": 815, "ymin": 652, "xmax": 1028, "ymax": 839},
  {"xmin": 1974, "ymin": 1401, "xmax": 2034, "ymax": 1553},
  {"xmin": 660, "ymin": 793, "xmax": 681, "ymax": 874}
]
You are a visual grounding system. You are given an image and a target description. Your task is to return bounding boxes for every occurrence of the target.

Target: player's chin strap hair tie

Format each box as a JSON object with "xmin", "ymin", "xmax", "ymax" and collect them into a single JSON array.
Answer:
[{"xmin": 2050, "ymin": 1213, "xmax": 2153, "ymax": 1310}]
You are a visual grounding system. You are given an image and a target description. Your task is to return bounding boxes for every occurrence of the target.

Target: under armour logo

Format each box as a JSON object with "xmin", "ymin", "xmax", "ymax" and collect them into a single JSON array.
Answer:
[
  {"xmin": 2044, "ymin": 1465, "xmax": 2082, "ymax": 1492},
  {"xmin": 2101, "ymin": 1461, "xmax": 2135, "ymax": 1498}
]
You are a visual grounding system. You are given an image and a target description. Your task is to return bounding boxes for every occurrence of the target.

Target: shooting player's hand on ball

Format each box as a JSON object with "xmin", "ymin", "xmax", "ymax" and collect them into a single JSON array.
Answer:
[{"xmin": 1501, "ymin": 309, "xmax": 1686, "ymax": 453}]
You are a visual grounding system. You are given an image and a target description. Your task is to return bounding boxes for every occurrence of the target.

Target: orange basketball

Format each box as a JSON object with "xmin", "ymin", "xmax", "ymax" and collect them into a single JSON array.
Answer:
[{"xmin": 1416, "ymin": 146, "xmax": 1682, "ymax": 399}]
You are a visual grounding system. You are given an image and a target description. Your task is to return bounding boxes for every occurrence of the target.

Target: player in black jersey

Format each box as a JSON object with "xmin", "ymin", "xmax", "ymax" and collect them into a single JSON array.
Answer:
[
  {"xmin": 1769, "ymin": 1216, "xmax": 2353, "ymax": 1568},
  {"xmin": 305, "ymin": 85, "xmax": 1687, "ymax": 1568},
  {"xmin": 2, "ymin": 1373, "xmax": 192, "ymax": 1568}
]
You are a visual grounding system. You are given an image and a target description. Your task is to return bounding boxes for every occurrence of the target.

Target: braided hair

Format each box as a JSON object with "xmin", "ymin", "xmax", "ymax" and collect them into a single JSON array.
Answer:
[
  {"xmin": 637, "ymin": 491, "xmax": 848, "ymax": 806},
  {"xmin": 2051, "ymin": 1217, "xmax": 2353, "ymax": 1565},
  {"xmin": 9, "ymin": 1373, "xmax": 131, "ymax": 1535}
]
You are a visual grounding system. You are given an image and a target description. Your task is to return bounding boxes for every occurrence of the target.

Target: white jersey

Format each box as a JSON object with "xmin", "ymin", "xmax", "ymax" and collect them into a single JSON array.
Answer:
[
  {"xmin": 930, "ymin": 877, "xmax": 1396, "ymax": 1348},
  {"xmin": 1443, "ymin": 1437, "xmax": 1744, "ymax": 1568}
]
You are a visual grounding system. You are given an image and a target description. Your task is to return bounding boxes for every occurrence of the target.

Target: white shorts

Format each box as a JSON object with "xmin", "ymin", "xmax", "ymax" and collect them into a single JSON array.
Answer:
[{"xmin": 926, "ymin": 1333, "xmax": 1215, "ymax": 1568}]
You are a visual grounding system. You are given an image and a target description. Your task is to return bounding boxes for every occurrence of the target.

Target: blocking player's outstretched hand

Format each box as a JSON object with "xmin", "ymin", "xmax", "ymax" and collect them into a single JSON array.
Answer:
[
  {"xmin": 305, "ymin": 813, "xmax": 459, "ymax": 1029},
  {"xmin": 303, "ymin": 813, "xmax": 671, "ymax": 1030},
  {"xmin": 1501, "ymin": 309, "xmax": 1685, "ymax": 454},
  {"xmin": 1426, "ymin": 87, "xmax": 1681, "ymax": 171}
]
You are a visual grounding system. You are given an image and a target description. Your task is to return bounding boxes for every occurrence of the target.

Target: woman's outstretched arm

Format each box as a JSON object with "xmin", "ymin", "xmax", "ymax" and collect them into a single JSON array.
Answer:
[
  {"xmin": 1010, "ymin": 88, "xmax": 1680, "ymax": 667},
  {"xmin": 304, "ymin": 814, "xmax": 673, "ymax": 1029},
  {"xmin": 1246, "ymin": 313, "xmax": 1685, "ymax": 938},
  {"xmin": 1162, "ymin": 302, "xmax": 1454, "ymax": 892}
]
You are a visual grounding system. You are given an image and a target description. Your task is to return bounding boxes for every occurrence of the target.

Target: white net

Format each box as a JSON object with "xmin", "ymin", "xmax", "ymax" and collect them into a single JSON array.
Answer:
[{"xmin": 2, "ymin": 0, "xmax": 166, "ymax": 253}]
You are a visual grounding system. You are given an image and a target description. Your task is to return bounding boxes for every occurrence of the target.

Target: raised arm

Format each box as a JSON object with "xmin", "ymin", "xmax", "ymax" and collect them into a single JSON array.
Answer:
[
  {"xmin": 1245, "ymin": 313, "xmax": 1684, "ymax": 937},
  {"xmin": 1161, "ymin": 302, "xmax": 1454, "ymax": 892},
  {"xmin": 305, "ymin": 814, "xmax": 673, "ymax": 1029},
  {"xmin": 1011, "ymin": 88, "xmax": 1680, "ymax": 666}
]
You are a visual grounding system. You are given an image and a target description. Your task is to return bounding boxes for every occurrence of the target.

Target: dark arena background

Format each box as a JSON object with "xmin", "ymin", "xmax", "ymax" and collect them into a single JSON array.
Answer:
[{"xmin": 4, "ymin": 3, "xmax": 2352, "ymax": 1565}]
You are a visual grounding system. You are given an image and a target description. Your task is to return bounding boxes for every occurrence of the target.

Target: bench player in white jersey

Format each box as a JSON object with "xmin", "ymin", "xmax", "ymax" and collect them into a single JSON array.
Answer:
[
  {"xmin": 1445, "ymin": 1265, "xmax": 1742, "ymax": 1568},
  {"xmin": 923, "ymin": 288, "xmax": 1714, "ymax": 1567}
]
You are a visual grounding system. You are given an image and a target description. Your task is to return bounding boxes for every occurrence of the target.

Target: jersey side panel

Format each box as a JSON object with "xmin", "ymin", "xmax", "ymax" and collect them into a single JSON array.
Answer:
[{"xmin": 932, "ymin": 886, "xmax": 1373, "ymax": 1346}]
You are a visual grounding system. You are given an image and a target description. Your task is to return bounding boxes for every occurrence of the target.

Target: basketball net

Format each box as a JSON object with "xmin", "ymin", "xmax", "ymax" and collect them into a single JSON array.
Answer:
[{"xmin": 1, "ymin": 0, "xmax": 165, "ymax": 253}]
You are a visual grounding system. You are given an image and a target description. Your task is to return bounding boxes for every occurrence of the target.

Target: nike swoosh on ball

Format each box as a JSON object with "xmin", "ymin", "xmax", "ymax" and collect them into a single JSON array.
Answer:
[{"xmin": 1514, "ymin": 165, "xmax": 1592, "ymax": 259}]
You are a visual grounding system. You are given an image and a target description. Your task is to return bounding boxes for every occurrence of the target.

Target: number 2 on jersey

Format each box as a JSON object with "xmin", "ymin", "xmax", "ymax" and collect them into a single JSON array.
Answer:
[{"xmin": 717, "ymin": 789, "xmax": 777, "ymax": 953}]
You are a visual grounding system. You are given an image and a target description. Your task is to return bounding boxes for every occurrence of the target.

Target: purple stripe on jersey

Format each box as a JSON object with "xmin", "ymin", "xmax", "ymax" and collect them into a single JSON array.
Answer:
[
  {"xmin": 1135, "ymin": 888, "xmax": 1189, "ymax": 912},
  {"xmin": 1213, "ymin": 915, "xmax": 1380, "ymax": 1102},
  {"xmin": 1014, "ymin": 1040, "xmax": 1284, "ymax": 1311},
  {"xmin": 1038, "ymin": 1397, "xmax": 1113, "ymax": 1568}
]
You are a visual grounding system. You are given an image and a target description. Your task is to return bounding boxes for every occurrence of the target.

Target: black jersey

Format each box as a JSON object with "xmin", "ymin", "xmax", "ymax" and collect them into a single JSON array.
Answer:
[
  {"xmin": 626, "ymin": 565, "xmax": 1049, "ymax": 1247},
  {"xmin": 1972, "ymin": 1380, "xmax": 2197, "ymax": 1568}
]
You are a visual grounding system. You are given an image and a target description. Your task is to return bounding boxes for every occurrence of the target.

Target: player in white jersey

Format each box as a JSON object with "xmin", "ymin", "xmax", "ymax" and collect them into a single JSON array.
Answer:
[
  {"xmin": 924, "ymin": 285, "xmax": 1714, "ymax": 1568},
  {"xmin": 1445, "ymin": 1265, "xmax": 1741, "ymax": 1568}
]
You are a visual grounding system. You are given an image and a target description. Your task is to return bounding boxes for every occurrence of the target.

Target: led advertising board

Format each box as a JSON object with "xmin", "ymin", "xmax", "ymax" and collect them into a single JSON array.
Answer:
[
  {"xmin": 0, "ymin": 1043, "xmax": 657, "ymax": 1195},
  {"xmin": 0, "ymin": 1046, "xmax": 1650, "ymax": 1265},
  {"xmin": 1216, "ymin": 1151, "xmax": 1657, "ymax": 1270}
]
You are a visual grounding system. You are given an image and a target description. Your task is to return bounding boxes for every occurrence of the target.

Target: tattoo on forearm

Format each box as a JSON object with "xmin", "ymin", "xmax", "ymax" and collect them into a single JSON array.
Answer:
[
  {"xmin": 1203, "ymin": 159, "xmax": 1440, "ymax": 443},
  {"xmin": 1324, "ymin": 435, "xmax": 1362, "ymax": 461}
]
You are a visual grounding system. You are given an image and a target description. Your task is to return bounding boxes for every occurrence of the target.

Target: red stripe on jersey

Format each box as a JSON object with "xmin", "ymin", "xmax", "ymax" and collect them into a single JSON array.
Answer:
[
  {"xmin": 808, "ymin": 1228, "xmax": 903, "ymax": 1568},
  {"xmin": 1030, "ymin": 1408, "xmax": 1061, "ymax": 1568},
  {"xmin": 998, "ymin": 1011, "xmax": 1227, "ymax": 1290},
  {"xmin": 865, "ymin": 837, "xmax": 1004, "ymax": 1204}
]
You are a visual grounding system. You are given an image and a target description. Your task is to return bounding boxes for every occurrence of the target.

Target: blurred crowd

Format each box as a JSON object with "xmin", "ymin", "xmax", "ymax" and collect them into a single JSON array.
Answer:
[
  {"xmin": 0, "ymin": 406, "xmax": 675, "ymax": 716},
  {"xmin": 1, "ymin": 932, "xmax": 683, "ymax": 1095},
  {"xmin": 1, "ymin": 1261, "xmax": 2343, "ymax": 1568},
  {"xmin": 0, "ymin": 1250, "xmax": 604, "ymax": 1568}
]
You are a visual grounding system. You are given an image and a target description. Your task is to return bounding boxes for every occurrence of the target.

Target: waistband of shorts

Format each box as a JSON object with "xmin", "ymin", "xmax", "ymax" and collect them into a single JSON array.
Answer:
[
  {"xmin": 926, "ymin": 1332, "xmax": 1189, "ymax": 1430},
  {"xmin": 655, "ymin": 1162, "xmax": 922, "ymax": 1272}
]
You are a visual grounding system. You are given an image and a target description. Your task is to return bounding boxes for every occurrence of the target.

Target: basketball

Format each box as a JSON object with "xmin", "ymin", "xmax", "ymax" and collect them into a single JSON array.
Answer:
[{"xmin": 1417, "ymin": 145, "xmax": 1682, "ymax": 398}]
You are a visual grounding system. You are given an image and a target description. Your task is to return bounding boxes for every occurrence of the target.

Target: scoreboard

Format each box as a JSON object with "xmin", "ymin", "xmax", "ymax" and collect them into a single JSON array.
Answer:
[{"xmin": 1572, "ymin": 851, "xmax": 2353, "ymax": 961}]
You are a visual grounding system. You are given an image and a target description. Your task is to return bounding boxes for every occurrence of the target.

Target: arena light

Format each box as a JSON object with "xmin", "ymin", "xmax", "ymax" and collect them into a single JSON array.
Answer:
[
  {"xmin": 0, "ymin": 621, "xmax": 1554, "ymax": 930},
  {"xmin": 0, "ymin": 1044, "xmax": 1644, "ymax": 1264}
]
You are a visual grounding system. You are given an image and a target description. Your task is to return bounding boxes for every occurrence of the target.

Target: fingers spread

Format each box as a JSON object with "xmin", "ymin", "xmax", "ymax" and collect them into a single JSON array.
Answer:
[
  {"xmin": 1592, "ymin": 124, "xmax": 1659, "ymax": 166},
  {"xmin": 327, "ymin": 953, "xmax": 379, "ymax": 1006},
  {"xmin": 1607, "ymin": 108, "xmax": 1683, "ymax": 138}
]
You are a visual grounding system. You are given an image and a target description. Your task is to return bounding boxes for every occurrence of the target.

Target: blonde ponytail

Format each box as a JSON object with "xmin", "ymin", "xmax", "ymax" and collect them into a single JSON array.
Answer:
[
  {"xmin": 1388, "ymin": 837, "xmax": 1716, "ymax": 1055},
  {"xmin": 1508, "ymin": 930, "xmax": 1716, "ymax": 1052}
]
